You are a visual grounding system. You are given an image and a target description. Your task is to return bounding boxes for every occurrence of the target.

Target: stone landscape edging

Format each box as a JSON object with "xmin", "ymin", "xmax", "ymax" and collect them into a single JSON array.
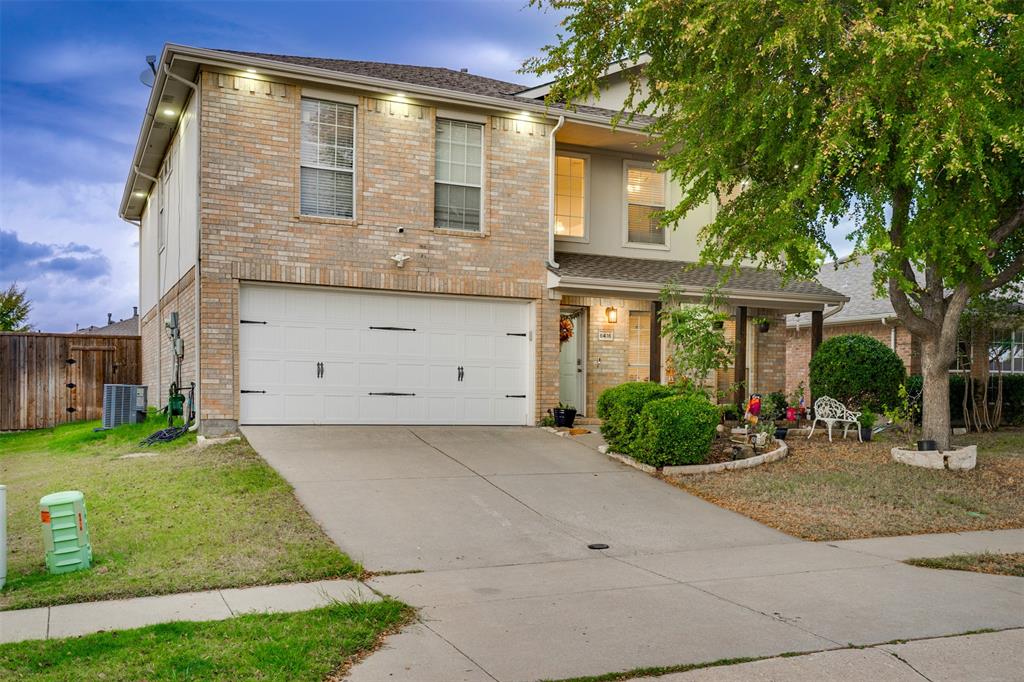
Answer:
[
  {"xmin": 597, "ymin": 441, "xmax": 789, "ymax": 476},
  {"xmin": 891, "ymin": 444, "xmax": 977, "ymax": 471}
]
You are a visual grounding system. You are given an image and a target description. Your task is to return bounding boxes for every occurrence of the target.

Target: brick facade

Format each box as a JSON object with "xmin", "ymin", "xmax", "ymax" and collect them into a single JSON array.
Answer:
[
  {"xmin": 196, "ymin": 70, "xmax": 551, "ymax": 432},
  {"xmin": 785, "ymin": 319, "xmax": 920, "ymax": 396},
  {"xmin": 140, "ymin": 266, "xmax": 196, "ymax": 408}
]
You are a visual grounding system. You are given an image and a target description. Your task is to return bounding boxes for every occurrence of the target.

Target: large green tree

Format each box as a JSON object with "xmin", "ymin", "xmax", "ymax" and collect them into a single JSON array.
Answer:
[
  {"xmin": 526, "ymin": 0, "xmax": 1024, "ymax": 449},
  {"xmin": 0, "ymin": 283, "xmax": 32, "ymax": 332}
]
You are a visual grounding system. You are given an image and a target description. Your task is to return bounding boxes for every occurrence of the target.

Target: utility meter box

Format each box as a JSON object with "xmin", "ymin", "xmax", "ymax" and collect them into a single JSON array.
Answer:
[{"xmin": 39, "ymin": 491, "xmax": 92, "ymax": 575}]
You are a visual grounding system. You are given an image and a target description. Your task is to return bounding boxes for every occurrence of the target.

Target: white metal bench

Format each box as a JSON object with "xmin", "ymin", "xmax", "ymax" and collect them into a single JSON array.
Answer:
[{"xmin": 808, "ymin": 396, "xmax": 862, "ymax": 442}]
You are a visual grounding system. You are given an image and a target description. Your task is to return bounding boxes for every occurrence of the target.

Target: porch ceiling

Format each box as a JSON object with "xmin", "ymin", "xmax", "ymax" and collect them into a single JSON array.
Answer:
[
  {"xmin": 552, "ymin": 252, "xmax": 848, "ymax": 313},
  {"xmin": 555, "ymin": 120, "xmax": 659, "ymax": 155}
]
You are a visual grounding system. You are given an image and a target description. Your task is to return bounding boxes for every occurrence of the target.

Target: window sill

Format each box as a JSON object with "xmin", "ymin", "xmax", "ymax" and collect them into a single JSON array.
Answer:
[
  {"xmin": 555, "ymin": 235, "xmax": 589, "ymax": 244},
  {"xmin": 295, "ymin": 214, "xmax": 360, "ymax": 227},
  {"xmin": 623, "ymin": 241, "xmax": 670, "ymax": 251},
  {"xmin": 434, "ymin": 227, "xmax": 487, "ymax": 239}
]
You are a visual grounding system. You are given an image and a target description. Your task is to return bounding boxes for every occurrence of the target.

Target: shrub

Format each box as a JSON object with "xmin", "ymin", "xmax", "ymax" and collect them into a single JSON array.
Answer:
[
  {"xmin": 765, "ymin": 391, "xmax": 787, "ymax": 421},
  {"xmin": 718, "ymin": 403, "xmax": 739, "ymax": 421},
  {"xmin": 809, "ymin": 334, "xmax": 906, "ymax": 411},
  {"xmin": 630, "ymin": 394, "xmax": 720, "ymax": 467},
  {"xmin": 596, "ymin": 382, "xmax": 676, "ymax": 452}
]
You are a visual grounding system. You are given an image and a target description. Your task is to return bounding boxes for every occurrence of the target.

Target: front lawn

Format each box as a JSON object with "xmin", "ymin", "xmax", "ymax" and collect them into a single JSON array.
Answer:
[
  {"xmin": 906, "ymin": 552, "xmax": 1024, "ymax": 577},
  {"xmin": 670, "ymin": 429, "xmax": 1024, "ymax": 541},
  {"xmin": 0, "ymin": 416, "xmax": 358, "ymax": 610},
  {"xmin": 0, "ymin": 600, "xmax": 410, "ymax": 681}
]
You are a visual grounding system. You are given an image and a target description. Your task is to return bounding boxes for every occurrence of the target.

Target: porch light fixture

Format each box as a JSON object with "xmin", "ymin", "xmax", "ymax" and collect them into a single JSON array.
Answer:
[{"xmin": 605, "ymin": 306, "xmax": 618, "ymax": 324}]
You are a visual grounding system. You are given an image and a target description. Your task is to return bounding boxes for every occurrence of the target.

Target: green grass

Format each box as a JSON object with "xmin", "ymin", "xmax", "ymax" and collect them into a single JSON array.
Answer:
[
  {"xmin": 0, "ymin": 600, "xmax": 411, "ymax": 681},
  {"xmin": 906, "ymin": 552, "xmax": 1024, "ymax": 577},
  {"xmin": 0, "ymin": 415, "xmax": 358, "ymax": 610}
]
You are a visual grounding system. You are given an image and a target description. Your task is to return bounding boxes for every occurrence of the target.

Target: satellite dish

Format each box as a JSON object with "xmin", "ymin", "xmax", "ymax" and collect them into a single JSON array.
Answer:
[{"xmin": 139, "ymin": 68, "xmax": 155, "ymax": 88}]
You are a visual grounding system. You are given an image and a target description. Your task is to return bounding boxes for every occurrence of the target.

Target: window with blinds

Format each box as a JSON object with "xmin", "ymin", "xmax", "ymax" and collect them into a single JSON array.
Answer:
[
  {"xmin": 627, "ymin": 311, "xmax": 652, "ymax": 381},
  {"xmin": 555, "ymin": 154, "xmax": 586, "ymax": 239},
  {"xmin": 300, "ymin": 98, "xmax": 355, "ymax": 218},
  {"xmin": 435, "ymin": 119, "xmax": 483, "ymax": 231},
  {"xmin": 625, "ymin": 162, "xmax": 666, "ymax": 245}
]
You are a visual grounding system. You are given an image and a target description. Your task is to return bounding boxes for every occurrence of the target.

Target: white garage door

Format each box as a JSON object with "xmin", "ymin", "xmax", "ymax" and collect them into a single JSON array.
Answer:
[{"xmin": 239, "ymin": 284, "xmax": 533, "ymax": 425}]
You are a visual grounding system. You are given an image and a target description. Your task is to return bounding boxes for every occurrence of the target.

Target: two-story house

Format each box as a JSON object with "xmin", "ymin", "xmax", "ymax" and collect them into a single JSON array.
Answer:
[{"xmin": 121, "ymin": 45, "xmax": 846, "ymax": 434}]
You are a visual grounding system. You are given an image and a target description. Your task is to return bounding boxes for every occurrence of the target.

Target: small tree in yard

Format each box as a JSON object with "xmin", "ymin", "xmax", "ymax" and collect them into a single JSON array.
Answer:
[
  {"xmin": 526, "ymin": 0, "xmax": 1024, "ymax": 450},
  {"xmin": 659, "ymin": 286, "xmax": 733, "ymax": 398},
  {"xmin": 0, "ymin": 283, "xmax": 32, "ymax": 332}
]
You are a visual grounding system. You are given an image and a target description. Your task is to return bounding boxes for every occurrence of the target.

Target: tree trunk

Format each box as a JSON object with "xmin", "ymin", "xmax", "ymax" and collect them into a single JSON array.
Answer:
[{"xmin": 921, "ymin": 340, "xmax": 953, "ymax": 450}]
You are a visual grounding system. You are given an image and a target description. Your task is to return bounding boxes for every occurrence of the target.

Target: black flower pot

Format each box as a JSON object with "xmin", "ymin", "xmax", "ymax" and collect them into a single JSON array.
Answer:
[
  {"xmin": 712, "ymin": 320, "xmax": 725, "ymax": 330},
  {"xmin": 757, "ymin": 321, "xmax": 770, "ymax": 333},
  {"xmin": 774, "ymin": 427, "xmax": 788, "ymax": 440},
  {"xmin": 860, "ymin": 427, "xmax": 873, "ymax": 442},
  {"xmin": 553, "ymin": 408, "xmax": 577, "ymax": 428},
  {"xmin": 917, "ymin": 439, "xmax": 937, "ymax": 451}
]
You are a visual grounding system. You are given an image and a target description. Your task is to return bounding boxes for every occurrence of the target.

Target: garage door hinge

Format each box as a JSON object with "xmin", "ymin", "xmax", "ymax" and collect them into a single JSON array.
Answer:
[
  {"xmin": 369, "ymin": 326, "xmax": 417, "ymax": 332},
  {"xmin": 368, "ymin": 392, "xmax": 416, "ymax": 396},
  {"xmin": 240, "ymin": 319, "xmax": 267, "ymax": 325},
  {"xmin": 241, "ymin": 390, "xmax": 267, "ymax": 394},
  {"xmin": 505, "ymin": 394, "xmax": 527, "ymax": 398},
  {"xmin": 506, "ymin": 332, "xmax": 527, "ymax": 337}
]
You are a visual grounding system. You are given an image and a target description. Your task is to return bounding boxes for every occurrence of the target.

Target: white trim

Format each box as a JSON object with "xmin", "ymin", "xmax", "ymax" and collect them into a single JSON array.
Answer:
[
  {"xmin": 559, "ymin": 306, "xmax": 588, "ymax": 414},
  {"xmin": 557, "ymin": 274, "xmax": 847, "ymax": 306},
  {"xmin": 301, "ymin": 87, "xmax": 359, "ymax": 105},
  {"xmin": 553, "ymin": 151, "xmax": 590, "ymax": 244},
  {"xmin": 621, "ymin": 159, "xmax": 669, "ymax": 251}
]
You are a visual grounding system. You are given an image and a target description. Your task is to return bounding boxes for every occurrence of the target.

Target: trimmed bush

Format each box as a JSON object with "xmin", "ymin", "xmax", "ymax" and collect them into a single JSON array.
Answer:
[
  {"xmin": 809, "ymin": 334, "xmax": 906, "ymax": 411},
  {"xmin": 630, "ymin": 394, "xmax": 720, "ymax": 467},
  {"xmin": 596, "ymin": 382, "xmax": 676, "ymax": 452}
]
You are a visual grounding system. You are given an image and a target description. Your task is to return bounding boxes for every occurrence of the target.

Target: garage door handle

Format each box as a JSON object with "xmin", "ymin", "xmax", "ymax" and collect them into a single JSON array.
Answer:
[
  {"xmin": 317, "ymin": 361, "xmax": 323, "ymax": 378},
  {"xmin": 368, "ymin": 392, "xmax": 416, "ymax": 396},
  {"xmin": 457, "ymin": 366, "xmax": 464, "ymax": 382}
]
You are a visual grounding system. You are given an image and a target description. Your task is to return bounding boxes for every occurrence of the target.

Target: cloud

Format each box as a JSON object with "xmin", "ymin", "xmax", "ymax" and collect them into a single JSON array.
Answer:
[
  {"xmin": 0, "ymin": 229, "xmax": 111, "ymax": 283},
  {"xmin": 3, "ymin": 42, "xmax": 141, "ymax": 84}
]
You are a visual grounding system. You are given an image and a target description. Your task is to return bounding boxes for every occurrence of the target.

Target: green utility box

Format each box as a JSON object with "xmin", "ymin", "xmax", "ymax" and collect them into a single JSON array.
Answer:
[{"xmin": 39, "ymin": 491, "xmax": 92, "ymax": 575}]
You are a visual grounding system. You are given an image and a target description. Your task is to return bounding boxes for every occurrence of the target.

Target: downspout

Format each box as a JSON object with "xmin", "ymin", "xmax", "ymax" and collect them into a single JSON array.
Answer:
[
  {"xmin": 822, "ymin": 300, "xmax": 845, "ymax": 321},
  {"xmin": 547, "ymin": 115, "xmax": 566, "ymax": 269},
  {"xmin": 881, "ymin": 315, "xmax": 896, "ymax": 350},
  {"xmin": 164, "ymin": 62, "xmax": 203, "ymax": 429}
]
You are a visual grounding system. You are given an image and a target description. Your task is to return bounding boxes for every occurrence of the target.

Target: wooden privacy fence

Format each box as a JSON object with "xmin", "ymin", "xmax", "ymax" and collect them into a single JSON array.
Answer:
[{"xmin": 0, "ymin": 332, "xmax": 142, "ymax": 431}]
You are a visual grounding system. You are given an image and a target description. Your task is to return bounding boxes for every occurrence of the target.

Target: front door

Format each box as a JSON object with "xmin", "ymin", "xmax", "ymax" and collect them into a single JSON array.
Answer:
[{"xmin": 559, "ymin": 308, "xmax": 585, "ymax": 413}]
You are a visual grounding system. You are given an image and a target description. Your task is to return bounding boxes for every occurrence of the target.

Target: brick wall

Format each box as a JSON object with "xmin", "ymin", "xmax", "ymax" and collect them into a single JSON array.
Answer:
[
  {"xmin": 140, "ymin": 266, "xmax": 196, "ymax": 408},
  {"xmin": 712, "ymin": 309, "xmax": 787, "ymax": 401},
  {"xmin": 197, "ymin": 71, "xmax": 551, "ymax": 432},
  {"xmin": 786, "ymin": 319, "xmax": 919, "ymax": 396}
]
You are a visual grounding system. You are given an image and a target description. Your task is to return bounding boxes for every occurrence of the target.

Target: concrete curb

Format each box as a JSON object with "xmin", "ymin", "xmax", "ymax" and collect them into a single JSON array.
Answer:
[{"xmin": 597, "ymin": 442, "xmax": 789, "ymax": 476}]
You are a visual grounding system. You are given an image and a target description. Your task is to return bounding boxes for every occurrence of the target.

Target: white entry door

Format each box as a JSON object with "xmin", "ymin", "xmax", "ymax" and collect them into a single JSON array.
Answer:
[{"xmin": 239, "ymin": 284, "xmax": 533, "ymax": 425}]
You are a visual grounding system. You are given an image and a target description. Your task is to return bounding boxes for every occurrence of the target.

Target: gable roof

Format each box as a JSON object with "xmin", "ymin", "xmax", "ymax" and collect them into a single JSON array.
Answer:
[
  {"xmin": 554, "ymin": 252, "xmax": 846, "ymax": 303},
  {"xmin": 785, "ymin": 254, "xmax": 895, "ymax": 326},
  {"xmin": 76, "ymin": 315, "xmax": 140, "ymax": 337}
]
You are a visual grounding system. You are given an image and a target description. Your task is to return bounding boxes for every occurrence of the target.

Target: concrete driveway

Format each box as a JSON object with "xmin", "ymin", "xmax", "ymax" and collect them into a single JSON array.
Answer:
[{"xmin": 243, "ymin": 426, "xmax": 1024, "ymax": 681}]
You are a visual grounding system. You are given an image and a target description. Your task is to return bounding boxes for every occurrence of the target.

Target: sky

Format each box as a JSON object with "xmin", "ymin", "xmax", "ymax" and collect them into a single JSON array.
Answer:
[{"xmin": 0, "ymin": 0, "xmax": 855, "ymax": 333}]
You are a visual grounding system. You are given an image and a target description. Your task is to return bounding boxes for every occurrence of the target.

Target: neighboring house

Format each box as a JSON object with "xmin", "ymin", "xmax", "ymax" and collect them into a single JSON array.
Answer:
[
  {"xmin": 76, "ymin": 308, "xmax": 141, "ymax": 336},
  {"xmin": 120, "ymin": 45, "xmax": 846, "ymax": 434},
  {"xmin": 786, "ymin": 254, "xmax": 920, "ymax": 394}
]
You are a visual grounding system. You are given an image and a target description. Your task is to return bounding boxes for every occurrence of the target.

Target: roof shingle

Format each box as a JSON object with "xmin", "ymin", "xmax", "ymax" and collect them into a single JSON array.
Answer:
[{"xmin": 554, "ymin": 252, "xmax": 845, "ymax": 301}]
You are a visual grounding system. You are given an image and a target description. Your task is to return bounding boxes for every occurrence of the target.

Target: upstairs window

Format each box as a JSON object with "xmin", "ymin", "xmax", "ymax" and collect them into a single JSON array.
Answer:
[
  {"xmin": 624, "ymin": 161, "xmax": 666, "ymax": 246},
  {"xmin": 554, "ymin": 154, "xmax": 587, "ymax": 239},
  {"xmin": 300, "ymin": 98, "xmax": 355, "ymax": 218},
  {"xmin": 435, "ymin": 119, "xmax": 482, "ymax": 231}
]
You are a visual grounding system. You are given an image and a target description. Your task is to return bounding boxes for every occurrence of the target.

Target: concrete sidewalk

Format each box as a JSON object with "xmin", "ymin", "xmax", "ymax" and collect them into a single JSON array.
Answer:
[
  {"xmin": 635, "ymin": 628, "xmax": 1024, "ymax": 682},
  {"xmin": 0, "ymin": 579, "xmax": 377, "ymax": 643}
]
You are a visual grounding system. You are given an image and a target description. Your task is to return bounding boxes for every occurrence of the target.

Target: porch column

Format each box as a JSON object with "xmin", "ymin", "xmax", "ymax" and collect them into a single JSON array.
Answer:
[
  {"xmin": 650, "ymin": 300, "xmax": 662, "ymax": 383},
  {"xmin": 734, "ymin": 305, "xmax": 747, "ymax": 409},
  {"xmin": 811, "ymin": 309, "xmax": 823, "ymax": 357}
]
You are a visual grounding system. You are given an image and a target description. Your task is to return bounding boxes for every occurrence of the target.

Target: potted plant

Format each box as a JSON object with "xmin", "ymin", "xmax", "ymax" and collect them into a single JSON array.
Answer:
[
  {"xmin": 753, "ymin": 316, "xmax": 771, "ymax": 333},
  {"xmin": 553, "ymin": 402, "xmax": 577, "ymax": 427},
  {"xmin": 858, "ymin": 412, "xmax": 876, "ymax": 442}
]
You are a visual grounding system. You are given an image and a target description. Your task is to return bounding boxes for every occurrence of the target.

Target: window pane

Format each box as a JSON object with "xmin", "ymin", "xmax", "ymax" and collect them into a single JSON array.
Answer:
[
  {"xmin": 435, "ymin": 120, "xmax": 483, "ymax": 230},
  {"xmin": 554, "ymin": 155, "xmax": 586, "ymax": 238},
  {"xmin": 300, "ymin": 98, "xmax": 356, "ymax": 217},
  {"xmin": 626, "ymin": 164, "xmax": 665, "ymax": 244}
]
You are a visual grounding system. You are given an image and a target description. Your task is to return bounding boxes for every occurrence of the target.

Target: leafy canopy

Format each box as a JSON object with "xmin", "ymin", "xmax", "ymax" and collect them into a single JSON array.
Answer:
[
  {"xmin": 525, "ymin": 1, "xmax": 1024, "ymax": 291},
  {"xmin": 0, "ymin": 282, "xmax": 32, "ymax": 332}
]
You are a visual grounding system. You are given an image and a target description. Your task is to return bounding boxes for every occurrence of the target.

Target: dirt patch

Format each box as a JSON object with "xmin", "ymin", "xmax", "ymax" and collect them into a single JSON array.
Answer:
[{"xmin": 671, "ymin": 429, "xmax": 1024, "ymax": 541}]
